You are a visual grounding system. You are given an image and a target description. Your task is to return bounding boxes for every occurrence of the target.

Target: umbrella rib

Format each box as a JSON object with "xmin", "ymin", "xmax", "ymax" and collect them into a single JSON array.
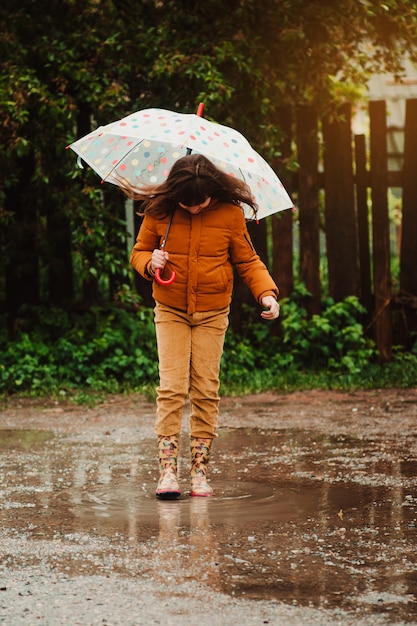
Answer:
[{"xmin": 102, "ymin": 140, "xmax": 146, "ymax": 183}]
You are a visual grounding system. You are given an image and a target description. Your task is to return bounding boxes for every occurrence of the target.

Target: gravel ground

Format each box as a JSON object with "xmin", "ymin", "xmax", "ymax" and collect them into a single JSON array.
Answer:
[
  {"xmin": 2, "ymin": 567, "xmax": 410, "ymax": 626},
  {"xmin": 0, "ymin": 389, "xmax": 416, "ymax": 626}
]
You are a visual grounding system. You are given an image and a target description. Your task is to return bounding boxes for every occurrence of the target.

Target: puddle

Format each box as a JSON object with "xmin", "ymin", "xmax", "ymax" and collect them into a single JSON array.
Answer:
[
  {"xmin": 67, "ymin": 479, "xmax": 385, "ymax": 528},
  {"xmin": 0, "ymin": 426, "xmax": 416, "ymax": 621},
  {"xmin": 0, "ymin": 429, "xmax": 53, "ymax": 450}
]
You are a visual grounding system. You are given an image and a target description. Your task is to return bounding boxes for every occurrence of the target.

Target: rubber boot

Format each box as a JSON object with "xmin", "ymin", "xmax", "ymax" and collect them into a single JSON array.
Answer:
[
  {"xmin": 190, "ymin": 437, "xmax": 213, "ymax": 497},
  {"xmin": 156, "ymin": 435, "xmax": 181, "ymax": 500}
]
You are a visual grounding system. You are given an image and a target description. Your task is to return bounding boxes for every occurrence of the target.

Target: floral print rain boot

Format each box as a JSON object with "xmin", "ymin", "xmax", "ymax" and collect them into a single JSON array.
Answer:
[
  {"xmin": 156, "ymin": 435, "xmax": 181, "ymax": 500},
  {"xmin": 190, "ymin": 437, "xmax": 213, "ymax": 497}
]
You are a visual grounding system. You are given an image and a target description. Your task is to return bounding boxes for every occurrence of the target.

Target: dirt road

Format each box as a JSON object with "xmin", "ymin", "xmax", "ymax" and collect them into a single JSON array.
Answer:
[{"xmin": 0, "ymin": 389, "xmax": 416, "ymax": 625}]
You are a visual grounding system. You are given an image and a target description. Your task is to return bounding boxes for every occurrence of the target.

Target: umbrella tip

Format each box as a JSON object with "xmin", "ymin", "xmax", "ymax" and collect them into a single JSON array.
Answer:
[{"xmin": 196, "ymin": 103, "xmax": 205, "ymax": 117}]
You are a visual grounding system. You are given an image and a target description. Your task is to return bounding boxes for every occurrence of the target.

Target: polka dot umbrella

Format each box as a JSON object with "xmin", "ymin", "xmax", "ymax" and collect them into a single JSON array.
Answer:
[{"xmin": 67, "ymin": 106, "xmax": 293, "ymax": 220}]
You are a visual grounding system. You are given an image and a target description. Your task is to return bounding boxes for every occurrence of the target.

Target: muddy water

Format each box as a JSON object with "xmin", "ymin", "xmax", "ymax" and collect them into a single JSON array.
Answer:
[{"xmin": 1, "ymin": 426, "xmax": 416, "ymax": 623}]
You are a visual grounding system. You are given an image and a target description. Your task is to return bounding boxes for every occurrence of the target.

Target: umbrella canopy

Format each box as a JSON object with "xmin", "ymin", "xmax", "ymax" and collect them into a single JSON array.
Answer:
[{"xmin": 68, "ymin": 108, "xmax": 293, "ymax": 220}]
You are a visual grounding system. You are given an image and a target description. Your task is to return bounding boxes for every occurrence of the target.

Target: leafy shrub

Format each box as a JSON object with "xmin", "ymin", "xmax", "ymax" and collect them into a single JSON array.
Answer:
[
  {"xmin": 280, "ymin": 293, "xmax": 376, "ymax": 372},
  {"xmin": 1, "ymin": 292, "xmax": 416, "ymax": 399},
  {"xmin": 0, "ymin": 306, "xmax": 158, "ymax": 395}
]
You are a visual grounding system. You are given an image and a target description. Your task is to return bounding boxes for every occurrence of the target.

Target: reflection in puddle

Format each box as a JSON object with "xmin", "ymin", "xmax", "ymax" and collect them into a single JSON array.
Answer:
[
  {"xmin": 71, "ymin": 479, "xmax": 385, "ymax": 527},
  {"xmin": 0, "ymin": 429, "xmax": 53, "ymax": 450},
  {"xmin": 0, "ymin": 427, "xmax": 416, "ymax": 620}
]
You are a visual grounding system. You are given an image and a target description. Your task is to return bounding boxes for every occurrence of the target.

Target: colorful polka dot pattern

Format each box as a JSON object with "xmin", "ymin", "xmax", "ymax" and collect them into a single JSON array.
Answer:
[{"xmin": 69, "ymin": 108, "xmax": 293, "ymax": 219}]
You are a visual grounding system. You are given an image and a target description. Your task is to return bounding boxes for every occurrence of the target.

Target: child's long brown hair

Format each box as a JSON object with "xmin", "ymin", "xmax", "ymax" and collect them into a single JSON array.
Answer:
[{"xmin": 118, "ymin": 154, "xmax": 258, "ymax": 219}]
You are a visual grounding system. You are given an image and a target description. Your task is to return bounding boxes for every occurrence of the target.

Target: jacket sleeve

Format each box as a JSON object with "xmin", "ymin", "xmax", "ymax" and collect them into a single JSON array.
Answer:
[
  {"xmin": 130, "ymin": 216, "xmax": 160, "ymax": 281},
  {"xmin": 229, "ymin": 210, "xmax": 279, "ymax": 303}
]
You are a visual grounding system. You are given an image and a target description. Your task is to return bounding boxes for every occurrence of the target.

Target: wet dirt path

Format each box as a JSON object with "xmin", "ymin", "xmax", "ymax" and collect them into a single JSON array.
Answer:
[{"xmin": 0, "ymin": 389, "xmax": 416, "ymax": 625}]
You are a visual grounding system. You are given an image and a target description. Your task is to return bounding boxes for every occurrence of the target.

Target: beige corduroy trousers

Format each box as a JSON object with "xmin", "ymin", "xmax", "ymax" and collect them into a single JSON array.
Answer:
[{"xmin": 153, "ymin": 302, "xmax": 230, "ymax": 438}]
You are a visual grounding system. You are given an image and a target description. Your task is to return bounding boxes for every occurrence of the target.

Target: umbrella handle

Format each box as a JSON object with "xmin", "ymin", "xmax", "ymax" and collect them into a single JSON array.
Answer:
[{"xmin": 155, "ymin": 267, "xmax": 176, "ymax": 286}]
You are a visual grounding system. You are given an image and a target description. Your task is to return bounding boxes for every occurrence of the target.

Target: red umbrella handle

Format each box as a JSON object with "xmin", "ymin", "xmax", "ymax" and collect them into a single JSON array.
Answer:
[{"xmin": 155, "ymin": 267, "xmax": 176, "ymax": 285}]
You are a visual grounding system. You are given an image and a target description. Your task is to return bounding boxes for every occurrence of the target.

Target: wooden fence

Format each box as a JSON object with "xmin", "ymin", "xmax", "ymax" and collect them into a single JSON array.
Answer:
[
  {"xmin": 258, "ymin": 98, "xmax": 417, "ymax": 362},
  {"xmin": 2, "ymin": 99, "xmax": 417, "ymax": 361}
]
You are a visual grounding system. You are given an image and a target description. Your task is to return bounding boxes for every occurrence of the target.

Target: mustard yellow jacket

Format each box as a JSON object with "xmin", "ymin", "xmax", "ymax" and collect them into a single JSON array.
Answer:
[{"xmin": 130, "ymin": 202, "xmax": 279, "ymax": 314}]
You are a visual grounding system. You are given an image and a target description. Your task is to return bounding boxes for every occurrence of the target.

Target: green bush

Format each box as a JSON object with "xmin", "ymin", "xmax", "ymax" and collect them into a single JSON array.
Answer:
[
  {"xmin": 1, "ymin": 292, "xmax": 417, "ymax": 400},
  {"xmin": 279, "ymin": 293, "xmax": 375, "ymax": 372},
  {"xmin": 0, "ymin": 306, "xmax": 158, "ymax": 396}
]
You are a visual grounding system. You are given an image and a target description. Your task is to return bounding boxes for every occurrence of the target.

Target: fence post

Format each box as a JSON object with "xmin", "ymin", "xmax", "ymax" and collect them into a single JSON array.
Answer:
[
  {"xmin": 296, "ymin": 105, "xmax": 320, "ymax": 316},
  {"xmin": 354, "ymin": 134, "xmax": 372, "ymax": 314},
  {"xmin": 322, "ymin": 103, "xmax": 359, "ymax": 301},
  {"xmin": 399, "ymin": 98, "xmax": 417, "ymax": 346},
  {"xmin": 369, "ymin": 100, "xmax": 392, "ymax": 362},
  {"xmin": 4, "ymin": 153, "xmax": 40, "ymax": 319},
  {"xmin": 272, "ymin": 106, "xmax": 293, "ymax": 300}
]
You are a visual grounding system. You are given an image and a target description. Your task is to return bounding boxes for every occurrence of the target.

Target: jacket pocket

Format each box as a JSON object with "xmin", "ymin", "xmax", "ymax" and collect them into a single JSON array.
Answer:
[
  {"xmin": 218, "ymin": 264, "xmax": 234, "ymax": 292},
  {"xmin": 200, "ymin": 263, "xmax": 232, "ymax": 293}
]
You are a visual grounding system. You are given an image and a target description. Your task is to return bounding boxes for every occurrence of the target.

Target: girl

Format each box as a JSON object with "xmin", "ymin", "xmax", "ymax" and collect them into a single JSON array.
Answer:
[{"xmin": 125, "ymin": 154, "xmax": 280, "ymax": 499}]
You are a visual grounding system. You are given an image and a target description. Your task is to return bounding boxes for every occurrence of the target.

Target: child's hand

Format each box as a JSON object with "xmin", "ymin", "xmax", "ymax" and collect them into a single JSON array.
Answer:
[
  {"xmin": 260, "ymin": 296, "xmax": 280, "ymax": 320},
  {"xmin": 151, "ymin": 249, "xmax": 169, "ymax": 273}
]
